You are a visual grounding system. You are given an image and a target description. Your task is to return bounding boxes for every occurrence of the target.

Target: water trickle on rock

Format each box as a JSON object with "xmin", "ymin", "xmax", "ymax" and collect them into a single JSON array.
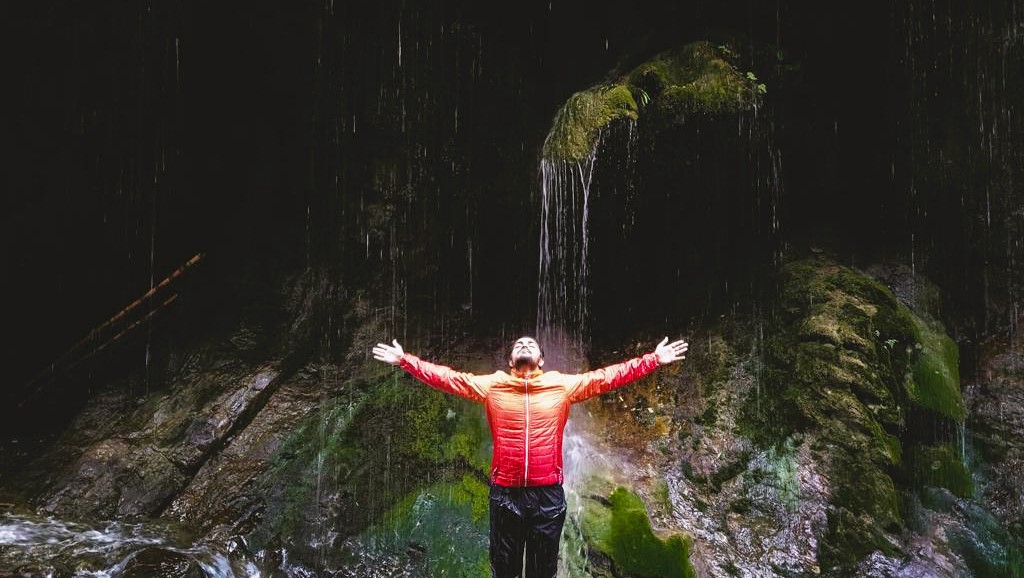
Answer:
[{"xmin": 536, "ymin": 150, "xmax": 600, "ymax": 357}]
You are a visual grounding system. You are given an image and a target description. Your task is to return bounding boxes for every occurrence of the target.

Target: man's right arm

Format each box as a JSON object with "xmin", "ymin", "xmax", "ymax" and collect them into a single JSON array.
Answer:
[
  {"xmin": 373, "ymin": 340, "xmax": 489, "ymax": 403},
  {"xmin": 397, "ymin": 353, "xmax": 490, "ymax": 403}
]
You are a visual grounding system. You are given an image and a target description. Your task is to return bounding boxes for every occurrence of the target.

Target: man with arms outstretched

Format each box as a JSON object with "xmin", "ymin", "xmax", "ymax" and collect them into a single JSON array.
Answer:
[{"xmin": 372, "ymin": 335, "xmax": 688, "ymax": 578}]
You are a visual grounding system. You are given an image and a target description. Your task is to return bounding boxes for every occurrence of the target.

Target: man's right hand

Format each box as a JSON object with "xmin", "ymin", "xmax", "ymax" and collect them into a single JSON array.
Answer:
[{"xmin": 372, "ymin": 339, "xmax": 405, "ymax": 365}]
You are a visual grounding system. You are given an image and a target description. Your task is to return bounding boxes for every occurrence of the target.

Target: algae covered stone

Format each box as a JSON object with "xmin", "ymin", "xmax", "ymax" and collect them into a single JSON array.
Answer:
[
  {"xmin": 579, "ymin": 482, "xmax": 696, "ymax": 578},
  {"xmin": 253, "ymin": 363, "xmax": 490, "ymax": 562},
  {"xmin": 905, "ymin": 314, "xmax": 964, "ymax": 421},
  {"xmin": 361, "ymin": 474, "xmax": 491, "ymax": 577},
  {"xmin": 542, "ymin": 84, "xmax": 639, "ymax": 163},
  {"xmin": 911, "ymin": 444, "xmax": 973, "ymax": 498},
  {"xmin": 741, "ymin": 257, "xmax": 969, "ymax": 572},
  {"xmin": 543, "ymin": 41, "xmax": 761, "ymax": 163}
]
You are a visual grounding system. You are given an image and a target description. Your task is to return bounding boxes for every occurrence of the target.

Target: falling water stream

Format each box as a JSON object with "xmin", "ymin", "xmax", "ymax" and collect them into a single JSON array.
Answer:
[
  {"xmin": 536, "ymin": 153, "xmax": 597, "ymax": 352},
  {"xmin": 536, "ymin": 122, "xmax": 643, "ymax": 577}
]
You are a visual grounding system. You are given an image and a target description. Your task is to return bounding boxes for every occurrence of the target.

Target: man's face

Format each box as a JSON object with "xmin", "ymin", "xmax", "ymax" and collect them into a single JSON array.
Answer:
[{"xmin": 509, "ymin": 337, "xmax": 543, "ymax": 369}]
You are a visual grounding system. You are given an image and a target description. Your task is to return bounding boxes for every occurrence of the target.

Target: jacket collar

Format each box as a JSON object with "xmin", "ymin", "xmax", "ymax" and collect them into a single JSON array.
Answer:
[{"xmin": 510, "ymin": 366, "xmax": 543, "ymax": 379}]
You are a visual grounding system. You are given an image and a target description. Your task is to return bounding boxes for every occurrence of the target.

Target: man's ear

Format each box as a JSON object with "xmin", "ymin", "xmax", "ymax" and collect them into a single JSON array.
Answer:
[
  {"xmin": 538, "ymin": 358, "xmax": 544, "ymax": 368},
  {"xmin": 509, "ymin": 357, "xmax": 515, "ymax": 368}
]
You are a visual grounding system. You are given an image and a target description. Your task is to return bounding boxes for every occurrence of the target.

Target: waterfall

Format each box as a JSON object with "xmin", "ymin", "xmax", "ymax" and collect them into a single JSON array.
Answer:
[
  {"xmin": 536, "ymin": 149, "xmax": 598, "ymax": 361},
  {"xmin": 536, "ymin": 122, "xmax": 604, "ymax": 577},
  {"xmin": 536, "ymin": 120, "xmax": 634, "ymax": 576}
]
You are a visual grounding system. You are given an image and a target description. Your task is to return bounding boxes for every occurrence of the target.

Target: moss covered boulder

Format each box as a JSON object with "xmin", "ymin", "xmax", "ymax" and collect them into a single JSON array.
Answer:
[
  {"xmin": 359, "ymin": 474, "xmax": 491, "ymax": 577},
  {"xmin": 576, "ymin": 478, "xmax": 696, "ymax": 578},
  {"xmin": 542, "ymin": 41, "xmax": 761, "ymax": 162},
  {"xmin": 741, "ymin": 256, "xmax": 968, "ymax": 573},
  {"xmin": 246, "ymin": 359, "xmax": 491, "ymax": 569}
]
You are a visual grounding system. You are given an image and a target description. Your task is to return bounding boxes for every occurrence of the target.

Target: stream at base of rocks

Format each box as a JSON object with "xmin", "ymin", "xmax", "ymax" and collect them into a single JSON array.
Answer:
[{"xmin": 0, "ymin": 510, "xmax": 266, "ymax": 578}]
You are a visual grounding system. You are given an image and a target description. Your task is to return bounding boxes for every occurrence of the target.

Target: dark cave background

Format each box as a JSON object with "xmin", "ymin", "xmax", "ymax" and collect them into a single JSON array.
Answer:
[{"xmin": 2, "ymin": 0, "xmax": 1020, "ymax": 434}]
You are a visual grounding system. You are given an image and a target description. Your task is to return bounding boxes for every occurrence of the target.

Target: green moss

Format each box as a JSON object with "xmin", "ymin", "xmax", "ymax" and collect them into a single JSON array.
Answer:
[
  {"xmin": 652, "ymin": 479, "xmax": 674, "ymax": 515},
  {"xmin": 255, "ymin": 365, "xmax": 490, "ymax": 551},
  {"xmin": 542, "ymin": 84, "xmax": 638, "ymax": 162},
  {"xmin": 627, "ymin": 42, "xmax": 754, "ymax": 114},
  {"xmin": 449, "ymin": 473, "xmax": 490, "ymax": 524},
  {"xmin": 904, "ymin": 315, "xmax": 964, "ymax": 421},
  {"xmin": 581, "ymin": 485, "xmax": 695, "ymax": 578},
  {"xmin": 911, "ymin": 444, "xmax": 973, "ymax": 498},
  {"xmin": 765, "ymin": 441, "xmax": 801, "ymax": 511},
  {"xmin": 750, "ymin": 258, "xmax": 975, "ymax": 573},
  {"xmin": 543, "ymin": 41, "xmax": 759, "ymax": 162},
  {"xmin": 366, "ymin": 474, "xmax": 490, "ymax": 577},
  {"xmin": 738, "ymin": 258, "xmax": 932, "ymax": 571}
]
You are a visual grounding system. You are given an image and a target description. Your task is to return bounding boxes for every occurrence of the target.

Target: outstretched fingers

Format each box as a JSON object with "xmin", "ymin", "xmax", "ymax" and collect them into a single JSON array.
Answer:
[
  {"xmin": 654, "ymin": 338, "xmax": 688, "ymax": 363},
  {"xmin": 372, "ymin": 341, "xmax": 404, "ymax": 364}
]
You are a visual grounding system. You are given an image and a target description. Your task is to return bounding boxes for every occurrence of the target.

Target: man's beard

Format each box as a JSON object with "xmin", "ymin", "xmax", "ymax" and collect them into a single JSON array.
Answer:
[{"xmin": 512, "ymin": 354, "xmax": 539, "ymax": 371}]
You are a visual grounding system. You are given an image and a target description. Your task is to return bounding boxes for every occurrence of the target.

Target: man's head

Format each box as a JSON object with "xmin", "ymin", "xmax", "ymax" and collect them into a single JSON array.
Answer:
[{"xmin": 509, "ymin": 336, "xmax": 544, "ymax": 371}]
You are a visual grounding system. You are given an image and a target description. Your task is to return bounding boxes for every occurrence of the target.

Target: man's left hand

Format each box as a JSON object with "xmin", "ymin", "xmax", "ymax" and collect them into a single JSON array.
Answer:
[{"xmin": 654, "ymin": 337, "xmax": 688, "ymax": 365}]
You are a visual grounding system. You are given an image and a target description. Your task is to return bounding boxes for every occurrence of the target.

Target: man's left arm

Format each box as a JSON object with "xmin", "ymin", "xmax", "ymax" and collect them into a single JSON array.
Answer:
[{"xmin": 564, "ymin": 337, "xmax": 688, "ymax": 404}]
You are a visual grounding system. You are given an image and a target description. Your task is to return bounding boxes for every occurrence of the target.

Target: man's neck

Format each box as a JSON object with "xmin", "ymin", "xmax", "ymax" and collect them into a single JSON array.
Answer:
[{"xmin": 511, "ymin": 362, "xmax": 541, "ymax": 377}]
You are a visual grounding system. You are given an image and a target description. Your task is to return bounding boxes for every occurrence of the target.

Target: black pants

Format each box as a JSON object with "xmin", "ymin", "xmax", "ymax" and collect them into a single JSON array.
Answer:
[{"xmin": 488, "ymin": 483, "xmax": 567, "ymax": 578}]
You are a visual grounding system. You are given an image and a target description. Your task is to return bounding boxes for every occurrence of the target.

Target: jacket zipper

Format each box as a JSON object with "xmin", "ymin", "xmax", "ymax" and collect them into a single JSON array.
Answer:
[{"xmin": 523, "ymin": 377, "xmax": 530, "ymax": 486}]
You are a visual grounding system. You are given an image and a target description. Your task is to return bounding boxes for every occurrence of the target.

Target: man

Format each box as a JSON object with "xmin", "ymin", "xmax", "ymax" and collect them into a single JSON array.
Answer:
[{"xmin": 372, "ymin": 335, "xmax": 688, "ymax": 578}]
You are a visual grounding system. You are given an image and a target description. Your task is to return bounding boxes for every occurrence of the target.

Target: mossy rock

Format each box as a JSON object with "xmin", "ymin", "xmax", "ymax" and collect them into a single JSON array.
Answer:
[
  {"xmin": 543, "ymin": 41, "xmax": 760, "ymax": 162},
  {"xmin": 579, "ymin": 484, "xmax": 696, "ymax": 578},
  {"xmin": 740, "ymin": 257, "xmax": 971, "ymax": 571},
  {"xmin": 543, "ymin": 84, "xmax": 638, "ymax": 163},
  {"xmin": 361, "ymin": 474, "xmax": 491, "ymax": 577},
  {"xmin": 251, "ymin": 364, "xmax": 490, "ymax": 560},
  {"xmin": 630, "ymin": 43, "xmax": 757, "ymax": 119},
  {"xmin": 904, "ymin": 315, "xmax": 964, "ymax": 421},
  {"xmin": 917, "ymin": 485, "xmax": 1024, "ymax": 578},
  {"xmin": 910, "ymin": 444, "xmax": 973, "ymax": 498}
]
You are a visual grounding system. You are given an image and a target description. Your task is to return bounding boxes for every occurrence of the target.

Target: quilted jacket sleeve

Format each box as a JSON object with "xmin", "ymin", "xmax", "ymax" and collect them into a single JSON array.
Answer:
[
  {"xmin": 564, "ymin": 352, "xmax": 660, "ymax": 404},
  {"xmin": 398, "ymin": 353, "xmax": 492, "ymax": 403}
]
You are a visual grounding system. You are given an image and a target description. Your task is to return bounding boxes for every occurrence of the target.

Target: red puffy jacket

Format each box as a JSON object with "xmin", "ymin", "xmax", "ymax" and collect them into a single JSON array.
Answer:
[{"xmin": 398, "ymin": 352, "xmax": 661, "ymax": 487}]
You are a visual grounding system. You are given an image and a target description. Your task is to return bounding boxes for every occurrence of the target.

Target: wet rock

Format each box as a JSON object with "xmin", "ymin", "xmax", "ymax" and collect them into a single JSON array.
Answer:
[
  {"xmin": 543, "ymin": 41, "xmax": 761, "ymax": 163},
  {"xmin": 39, "ymin": 438, "xmax": 185, "ymax": 519},
  {"xmin": 576, "ymin": 482, "xmax": 696, "ymax": 578},
  {"xmin": 1, "ymin": 320, "xmax": 286, "ymax": 520},
  {"xmin": 163, "ymin": 379, "xmax": 321, "ymax": 534},
  {"xmin": 575, "ymin": 257, "xmax": 1014, "ymax": 577},
  {"xmin": 966, "ymin": 317, "xmax": 1024, "ymax": 537},
  {"xmin": 120, "ymin": 547, "xmax": 204, "ymax": 578}
]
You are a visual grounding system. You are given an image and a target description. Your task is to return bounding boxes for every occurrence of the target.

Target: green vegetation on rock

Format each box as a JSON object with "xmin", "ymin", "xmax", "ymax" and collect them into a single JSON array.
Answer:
[
  {"xmin": 252, "ymin": 364, "xmax": 490, "ymax": 562},
  {"xmin": 911, "ymin": 444, "xmax": 973, "ymax": 498},
  {"xmin": 543, "ymin": 84, "xmax": 638, "ymax": 163},
  {"xmin": 738, "ymin": 257, "xmax": 968, "ymax": 572},
  {"xmin": 543, "ymin": 41, "xmax": 760, "ymax": 162},
  {"xmin": 629, "ymin": 43, "xmax": 756, "ymax": 118},
  {"xmin": 580, "ymin": 485, "xmax": 696, "ymax": 578},
  {"xmin": 905, "ymin": 315, "xmax": 964, "ymax": 421},
  {"xmin": 364, "ymin": 474, "xmax": 491, "ymax": 577}
]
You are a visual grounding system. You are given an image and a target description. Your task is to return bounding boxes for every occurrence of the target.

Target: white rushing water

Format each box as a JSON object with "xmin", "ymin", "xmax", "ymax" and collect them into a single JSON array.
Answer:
[
  {"xmin": 536, "ymin": 152, "xmax": 598, "ymax": 353},
  {"xmin": 536, "ymin": 123, "xmax": 643, "ymax": 577},
  {"xmin": 0, "ymin": 511, "xmax": 270, "ymax": 578}
]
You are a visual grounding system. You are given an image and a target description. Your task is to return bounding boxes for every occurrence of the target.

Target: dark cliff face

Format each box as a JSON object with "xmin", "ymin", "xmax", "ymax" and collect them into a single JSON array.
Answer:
[
  {"xmin": 3, "ymin": 3, "xmax": 1024, "ymax": 576},
  {"xmin": 3, "ymin": 1, "xmax": 1022, "ymax": 436}
]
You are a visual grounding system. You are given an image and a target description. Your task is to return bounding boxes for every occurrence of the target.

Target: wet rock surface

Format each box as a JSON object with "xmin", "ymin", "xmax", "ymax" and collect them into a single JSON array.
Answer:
[
  {"xmin": 3, "ymin": 255, "xmax": 1022, "ymax": 578},
  {"xmin": 5, "ymin": 354, "xmax": 286, "ymax": 521},
  {"xmin": 575, "ymin": 258, "xmax": 1021, "ymax": 577},
  {"xmin": 966, "ymin": 318, "xmax": 1024, "ymax": 540}
]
